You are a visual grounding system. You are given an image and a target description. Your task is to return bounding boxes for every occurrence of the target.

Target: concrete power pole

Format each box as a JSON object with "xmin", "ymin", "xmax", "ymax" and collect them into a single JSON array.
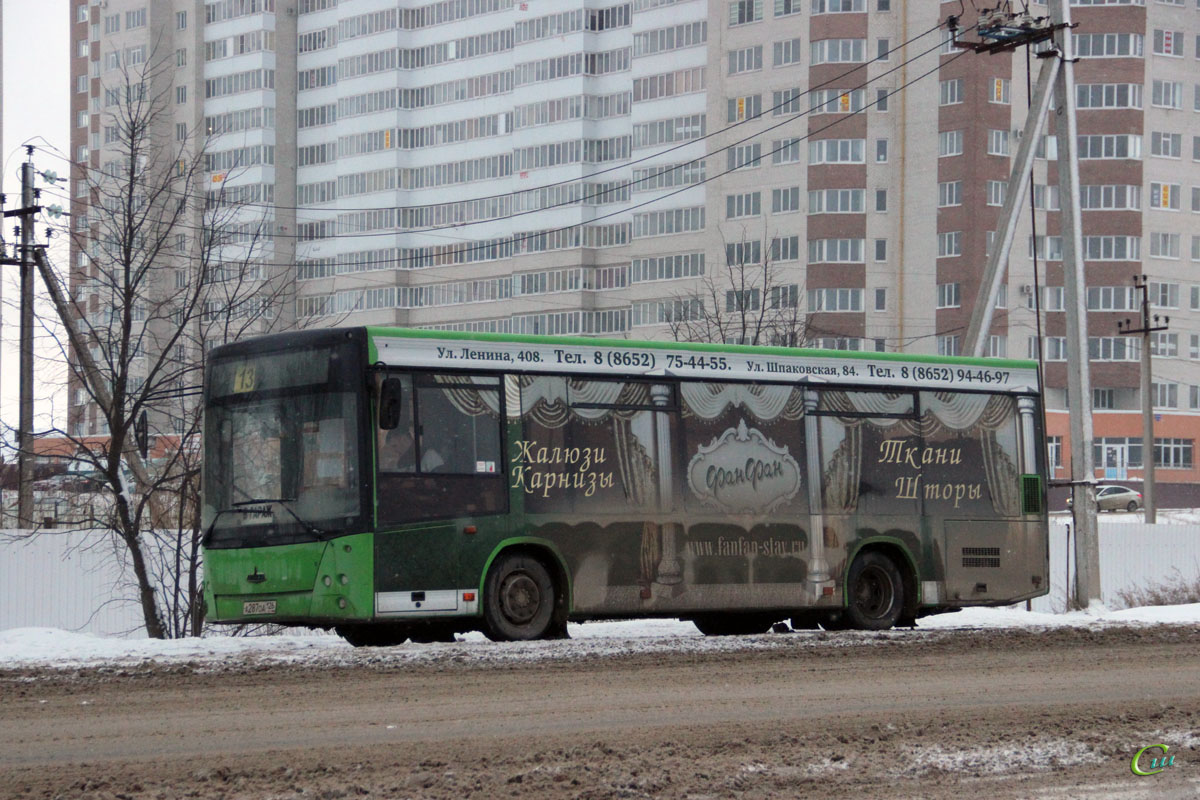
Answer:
[
  {"xmin": 18, "ymin": 148, "xmax": 36, "ymax": 527},
  {"xmin": 1117, "ymin": 276, "xmax": 1169, "ymax": 525},
  {"xmin": 1050, "ymin": 0, "xmax": 1101, "ymax": 607}
]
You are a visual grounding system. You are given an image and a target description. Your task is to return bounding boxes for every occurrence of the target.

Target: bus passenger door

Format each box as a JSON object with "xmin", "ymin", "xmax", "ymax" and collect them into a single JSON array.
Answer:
[{"xmin": 373, "ymin": 372, "xmax": 507, "ymax": 616}]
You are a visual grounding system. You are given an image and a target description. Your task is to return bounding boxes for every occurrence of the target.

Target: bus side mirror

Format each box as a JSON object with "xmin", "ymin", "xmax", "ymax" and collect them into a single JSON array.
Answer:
[{"xmin": 378, "ymin": 378, "xmax": 403, "ymax": 430}]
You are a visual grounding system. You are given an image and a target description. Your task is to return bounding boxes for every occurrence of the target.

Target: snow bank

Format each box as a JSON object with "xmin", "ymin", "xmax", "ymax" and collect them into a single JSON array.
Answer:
[{"xmin": 2, "ymin": 604, "xmax": 1198, "ymax": 670}]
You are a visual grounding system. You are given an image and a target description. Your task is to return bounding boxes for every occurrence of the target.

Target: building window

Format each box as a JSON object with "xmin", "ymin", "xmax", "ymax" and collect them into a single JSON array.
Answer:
[
  {"xmin": 1153, "ymin": 382, "xmax": 1179, "ymax": 409},
  {"xmin": 809, "ymin": 138, "xmax": 865, "ymax": 164},
  {"xmin": 1151, "ymin": 332, "xmax": 1179, "ymax": 357},
  {"xmin": 875, "ymin": 138, "xmax": 888, "ymax": 162},
  {"xmin": 1046, "ymin": 436, "xmax": 1062, "ymax": 469},
  {"xmin": 1150, "ymin": 183, "xmax": 1181, "ymax": 210},
  {"xmin": 988, "ymin": 129, "xmax": 1011, "ymax": 156},
  {"xmin": 727, "ymin": 94, "xmax": 762, "ymax": 122},
  {"xmin": 1155, "ymin": 438, "xmax": 1193, "ymax": 469},
  {"xmin": 727, "ymin": 143, "xmax": 762, "ymax": 169},
  {"xmin": 938, "ymin": 130, "xmax": 963, "ymax": 157},
  {"xmin": 810, "ymin": 38, "xmax": 866, "ymax": 65},
  {"xmin": 808, "ymin": 288, "xmax": 863, "ymax": 312},
  {"xmin": 1152, "ymin": 79, "xmax": 1184, "ymax": 109},
  {"xmin": 176, "ymin": 48, "xmax": 187, "ymax": 67},
  {"xmin": 875, "ymin": 189, "xmax": 887, "ymax": 211},
  {"xmin": 774, "ymin": 38, "xmax": 803, "ymax": 66},
  {"xmin": 937, "ymin": 336, "xmax": 961, "ymax": 356},
  {"xmin": 1074, "ymin": 32, "xmax": 1143, "ymax": 58},
  {"xmin": 725, "ymin": 191, "xmax": 761, "ymax": 219},
  {"xmin": 726, "ymin": 289, "xmax": 761, "ymax": 311},
  {"xmin": 1149, "ymin": 232, "xmax": 1180, "ymax": 258},
  {"xmin": 774, "ymin": 0, "xmax": 802, "ymax": 17},
  {"xmin": 937, "ymin": 231, "xmax": 962, "ymax": 258},
  {"xmin": 936, "ymin": 282, "xmax": 961, "ymax": 309},
  {"xmin": 1151, "ymin": 132, "xmax": 1182, "ymax": 158},
  {"xmin": 176, "ymin": 85, "xmax": 187, "ymax": 104},
  {"xmin": 1093, "ymin": 389, "xmax": 1115, "ymax": 410},
  {"xmin": 938, "ymin": 181, "xmax": 962, "ymax": 207},
  {"xmin": 990, "ymin": 78, "xmax": 1011, "ymax": 104},
  {"xmin": 877, "ymin": 38, "xmax": 890, "ymax": 60},
  {"xmin": 728, "ymin": 45, "xmax": 763, "ymax": 75},
  {"xmin": 126, "ymin": 8, "xmax": 146, "ymax": 29},
  {"xmin": 730, "ymin": 0, "xmax": 764, "ymax": 26},
  {"xmin": 177, "ymin": 10, "xmax": 188, "ymax": 29},
  {"xmin": 875, "ymin": 88, "xmax": 889, "ymax": 111},
  {"xmin": 771, "ymin": 186, "xmax": 800, "ymax": 213},
  {"xmin": 1152, "ymin": 29, "xmax": 1183, "ymax": 56},
  {"xmin": 874, "ymin": 239, "xmax": 887, "ymax": 261},
  {"xmin": 812, "ymin": 0, "xmax": 865, "ymax": 11},
  {"xmin": 939, "ymin": 78, "xmax": 964, "ymax": 106},
  {"xmin": 1077, "ymin": 83, "xmax": 1142, "ymax": 109},
  {"xmin": 874, "ymin": 288, "xmax": 886, "ymax": 311}
]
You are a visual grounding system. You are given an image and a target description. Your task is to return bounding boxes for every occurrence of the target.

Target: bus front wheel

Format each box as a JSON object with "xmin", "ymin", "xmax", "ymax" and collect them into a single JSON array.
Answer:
[
  {"xmin": 483, "ymin": 553, "xmax": 556, "ymax": 641},
  {"xmin": 844, "ymin": 551, "xmax": 904, "ymax": 631}
]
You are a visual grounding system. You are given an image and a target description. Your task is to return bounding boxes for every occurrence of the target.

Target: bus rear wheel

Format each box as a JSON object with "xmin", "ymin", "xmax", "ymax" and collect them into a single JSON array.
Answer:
[
  {"xmin": 691, "ymin": 613, "xmax": 775, "ymax": 636},
  {"xmin": 844, "ymin": 551, "xmax": 904, "ymax": 631},
  {"xmin": 483, "ymin": 553, "xmax": 556, "ymax": 641}
]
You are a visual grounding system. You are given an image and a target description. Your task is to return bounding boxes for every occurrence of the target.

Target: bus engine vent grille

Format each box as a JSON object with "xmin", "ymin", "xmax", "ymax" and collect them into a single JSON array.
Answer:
[
  {"xmin": 962, "ymin": 547, "xmax": 1001, "ymax": 569},
  {"xmin": 1021, "ymin": 474, "xmax": 1044, "ymax": 514}
]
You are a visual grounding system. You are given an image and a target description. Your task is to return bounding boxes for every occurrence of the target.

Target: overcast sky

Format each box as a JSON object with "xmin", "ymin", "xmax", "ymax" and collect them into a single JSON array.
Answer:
[{"xmin": 2, "ymin": 0, "xmax": 70, "ymax": 440}]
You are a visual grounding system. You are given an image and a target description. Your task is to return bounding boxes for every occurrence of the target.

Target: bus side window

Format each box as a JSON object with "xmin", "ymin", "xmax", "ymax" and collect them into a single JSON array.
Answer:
[
  {"xmin": 416, "ymin": 377, "xmax": 502, "ymax": 475},
  {"xmin": 377, "ymin": 374, "xmax": 416, "ymax": 473}
]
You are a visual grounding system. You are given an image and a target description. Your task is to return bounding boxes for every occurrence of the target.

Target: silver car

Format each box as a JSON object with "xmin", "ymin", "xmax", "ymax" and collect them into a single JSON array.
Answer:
[{"xmin": 1067, "ymin": 485, "xmax": 1144, "ymax": 512}]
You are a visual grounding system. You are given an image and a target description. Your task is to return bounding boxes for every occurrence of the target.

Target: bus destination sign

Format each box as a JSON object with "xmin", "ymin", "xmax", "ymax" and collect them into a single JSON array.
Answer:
[{"xmin": 374, "ymin": 337, "xmax": 1039, "ymax": 393}]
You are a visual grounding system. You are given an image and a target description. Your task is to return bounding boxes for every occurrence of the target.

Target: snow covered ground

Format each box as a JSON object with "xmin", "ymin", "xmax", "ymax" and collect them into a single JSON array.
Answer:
[{"xmin": 2, "ymin": 603, "xmax": 1198, "ymax": 670}]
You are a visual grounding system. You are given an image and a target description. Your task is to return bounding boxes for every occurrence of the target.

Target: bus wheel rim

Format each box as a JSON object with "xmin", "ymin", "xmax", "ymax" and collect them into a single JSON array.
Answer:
[
  {"xmin": 854, "ymin": 565, "xmax": 894, "ymax": 620},
  {"xmin": 499, "ymin": 572, "xmax": 540, "ymax": 625}
]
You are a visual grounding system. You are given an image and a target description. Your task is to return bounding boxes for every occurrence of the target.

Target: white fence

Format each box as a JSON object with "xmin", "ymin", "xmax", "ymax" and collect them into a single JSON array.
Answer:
[
  {"xmin": 1, "ymin": 523, "xmax": 1198, "ymax": 638},
  {"xmin": 0, "ymin": 529, "xmax": 145, "ymax": 638},
  {"xmin": 1032, "ymin": 522, "xmax": 1200, "ymax": 613}
]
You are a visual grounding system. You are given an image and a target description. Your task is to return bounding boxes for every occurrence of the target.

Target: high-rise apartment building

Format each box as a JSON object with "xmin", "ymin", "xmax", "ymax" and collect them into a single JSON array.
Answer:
[{"xmin": 68, "ymin": 0, "xmax": 1199, "ymax": 495}]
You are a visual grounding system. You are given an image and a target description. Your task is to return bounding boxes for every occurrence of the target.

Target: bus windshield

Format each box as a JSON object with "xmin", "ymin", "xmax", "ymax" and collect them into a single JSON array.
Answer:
[{"xmin": 203, "ymin": 344, "xmax": 363, "ymax": 547}]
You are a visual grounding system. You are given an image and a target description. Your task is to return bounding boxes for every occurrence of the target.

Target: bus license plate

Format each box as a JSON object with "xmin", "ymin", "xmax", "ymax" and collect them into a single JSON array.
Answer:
[{"xmin": 243, "ymin": 600, "xmax": 276, "ymax": 615}]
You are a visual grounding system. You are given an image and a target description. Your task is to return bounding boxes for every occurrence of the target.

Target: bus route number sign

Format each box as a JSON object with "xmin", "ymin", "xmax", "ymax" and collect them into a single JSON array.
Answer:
[{"xmin": 233, "ymin": 364, "xmax": 258, "ymax": 393}]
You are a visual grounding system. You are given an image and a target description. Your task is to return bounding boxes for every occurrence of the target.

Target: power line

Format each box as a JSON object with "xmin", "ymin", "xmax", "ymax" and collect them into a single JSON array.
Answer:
[
  {"xmin": 37, "ymin": 21, "xmax": 950, "ymax": 222},
  {"xmin": 42, "ymin": 45, "xmax": 971, "ymax": 276}
]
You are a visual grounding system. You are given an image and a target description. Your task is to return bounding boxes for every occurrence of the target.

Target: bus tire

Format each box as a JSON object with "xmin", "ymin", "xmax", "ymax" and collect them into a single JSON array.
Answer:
[
  {"xmin": 335, "ymin": 623, "xmax": 410, "ymax": 647},
  {"xmin": 691, "ymin": 613, "xmax": 774, "ymax": 636},
  {"xmin": 844, "ymin": 551, "xmax": 904, "ymax": 631},
  {"xmin": 483, "ymin": 553, "xmax": 556, "ymax": 641}
]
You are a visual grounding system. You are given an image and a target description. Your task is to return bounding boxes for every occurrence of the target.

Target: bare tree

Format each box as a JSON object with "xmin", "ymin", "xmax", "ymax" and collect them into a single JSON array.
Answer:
[
  {"xmin": 669, "ymin": 230, "xmax": 812, "ymax": 347},
  {"xmin": 34, "ymin": 51, "xmax": 293, "ymax": 638}
]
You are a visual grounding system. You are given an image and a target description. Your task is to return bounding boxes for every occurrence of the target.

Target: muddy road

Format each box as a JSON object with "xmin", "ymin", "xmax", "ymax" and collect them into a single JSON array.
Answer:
[{"xmin": 1, "ymin": 625, "xmax": 1198, "ymax": 799}]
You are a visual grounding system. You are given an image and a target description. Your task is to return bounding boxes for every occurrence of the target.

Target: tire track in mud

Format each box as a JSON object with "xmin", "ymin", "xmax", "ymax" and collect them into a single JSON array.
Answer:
[{"xmin": 1, "ymin": 625, "xmax": 1198, "ymax": 799}]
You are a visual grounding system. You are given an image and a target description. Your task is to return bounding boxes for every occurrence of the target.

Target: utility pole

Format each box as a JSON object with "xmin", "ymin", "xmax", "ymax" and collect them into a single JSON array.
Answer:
[
  {"xmin": 1117, "ymin": 275, "xmax": 1169, "ymax": 524},
  {"xmin": 1049, "ymin": 0, "xmax": 1101, "ymax": 608},
  {"xmin": 17, "ymin": 147, "xmax": 36, "ymax": 527},
  {"xmin": 1, "ymin": 147, "xmax": 43, "ymax": 527}
]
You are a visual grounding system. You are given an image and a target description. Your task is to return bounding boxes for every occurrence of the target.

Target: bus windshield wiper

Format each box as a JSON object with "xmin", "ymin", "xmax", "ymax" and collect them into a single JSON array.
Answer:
[{"xmin": 230, "ymin": 497, "xmax": 327, "ymax": 538}]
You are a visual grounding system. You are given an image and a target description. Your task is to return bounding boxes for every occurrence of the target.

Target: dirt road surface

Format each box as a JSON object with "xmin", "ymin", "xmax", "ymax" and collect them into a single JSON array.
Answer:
[{"xmin": 1, "ymin": 625, "xmax": 1198, "ymax": 799}]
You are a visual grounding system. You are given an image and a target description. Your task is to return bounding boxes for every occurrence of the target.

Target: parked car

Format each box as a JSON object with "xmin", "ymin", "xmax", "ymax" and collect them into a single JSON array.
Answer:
[{"xmin": 1066, "ymin": 485, "xmax": 1144, "ymax": 512}]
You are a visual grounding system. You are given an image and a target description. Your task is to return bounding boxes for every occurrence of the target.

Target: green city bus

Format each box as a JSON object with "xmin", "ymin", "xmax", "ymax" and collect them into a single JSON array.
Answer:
[{"xmin": 201, "ymin": 327, "xmax": 1049, "ymax": 644}]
